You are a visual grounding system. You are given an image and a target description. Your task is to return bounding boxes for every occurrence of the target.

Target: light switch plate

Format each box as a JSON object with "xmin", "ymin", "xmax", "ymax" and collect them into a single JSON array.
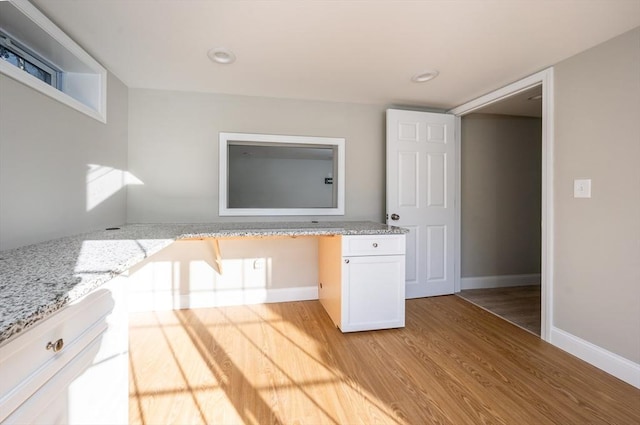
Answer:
[{"xmin": 574, "ymin": 179, "xmax": 592, "ymax": 198}]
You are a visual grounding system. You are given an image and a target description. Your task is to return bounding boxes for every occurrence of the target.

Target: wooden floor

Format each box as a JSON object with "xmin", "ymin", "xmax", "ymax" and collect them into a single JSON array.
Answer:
[
  {"xmin": 457, "ymin": 285, "xmax": 541, "ymax": 335},
  {"xmin": 129, "ymin": 296, "xmax": 640, "ymax": 425}
]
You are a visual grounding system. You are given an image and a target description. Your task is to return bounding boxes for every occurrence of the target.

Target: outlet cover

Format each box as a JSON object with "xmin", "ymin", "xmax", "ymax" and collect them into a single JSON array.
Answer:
[{"xmin": 574, "ymin": 179, "xmax": 592, "ymax": 198}]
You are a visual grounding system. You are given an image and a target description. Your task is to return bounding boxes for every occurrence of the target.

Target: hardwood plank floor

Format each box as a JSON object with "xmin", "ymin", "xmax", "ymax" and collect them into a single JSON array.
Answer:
[
  {"xmin": 129, "ymin": 296, "xmax": 640, "ymax": 424},
  {"xmin": 457, "ymin": 285, "xmax": 541, "ymax": 335}
]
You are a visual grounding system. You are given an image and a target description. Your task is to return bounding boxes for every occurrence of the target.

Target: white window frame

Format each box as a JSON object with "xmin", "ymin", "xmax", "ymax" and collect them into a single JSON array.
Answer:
[
  {"xmin": 219, "ymin": 132, "xmax": 346, "ymax": 216},
  {"xmin": 0, "ymin": 0, "xmax": 107, "ymax": 123},
  {"xmin": 0, "ymin": 31, "xmax": 61, "ymax": 88}
]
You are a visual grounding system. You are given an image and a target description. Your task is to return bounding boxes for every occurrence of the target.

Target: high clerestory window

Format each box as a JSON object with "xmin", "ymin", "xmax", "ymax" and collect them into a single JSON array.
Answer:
[
  {"xmin": 0, "ymin": 31, "xmax": 61, "ymax": 89},
  {"xmin": 0, "ymin": 0, "xmax": 107, "ymax": 122}
]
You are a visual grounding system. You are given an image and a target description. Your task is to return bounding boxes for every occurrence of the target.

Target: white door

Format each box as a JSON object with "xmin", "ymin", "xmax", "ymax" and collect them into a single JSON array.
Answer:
[{"xmin": 386, "ymin": 109, "xmax": 456, "ymax": 298}]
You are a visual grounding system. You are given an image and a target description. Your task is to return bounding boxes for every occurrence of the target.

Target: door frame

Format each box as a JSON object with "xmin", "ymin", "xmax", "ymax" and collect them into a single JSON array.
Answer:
[{"xmin": 448, "ymin": 67, "xmax": 554, "ymax": 341}]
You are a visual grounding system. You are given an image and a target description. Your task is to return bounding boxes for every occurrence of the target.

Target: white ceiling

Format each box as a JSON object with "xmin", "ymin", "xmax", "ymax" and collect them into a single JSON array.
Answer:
[
  {"xmin": 474, "ymin": 85, "xmax": 543, "ymax": 118},
  {"xmin": 32, "ymin": 0, "xmax": 640, "ymax": 110}
]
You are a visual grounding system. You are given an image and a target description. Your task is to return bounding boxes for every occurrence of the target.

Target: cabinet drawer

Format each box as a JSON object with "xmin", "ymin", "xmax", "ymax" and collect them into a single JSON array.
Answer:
[
  {"xmin": 342, "ymin": 234, "xmax": 405, "ymax": 256},
  {"xmin": 0, "ymin": 288, "xmax": 115, "ymax": 422},
  {"xmin": 2, "ymin": 330, "xmax": 106, "ymax": 425}
]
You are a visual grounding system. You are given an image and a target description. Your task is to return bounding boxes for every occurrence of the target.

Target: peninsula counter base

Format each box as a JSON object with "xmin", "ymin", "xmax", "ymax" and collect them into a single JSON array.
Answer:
[{"xmin": 131, "ymin": 232, "xmax": 407, "ymax": 333}]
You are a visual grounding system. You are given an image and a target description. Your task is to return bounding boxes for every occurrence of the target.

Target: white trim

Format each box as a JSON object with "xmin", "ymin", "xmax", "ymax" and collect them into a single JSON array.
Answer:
[
  {"xmin": 0, "ymin": 0, "xmax": 107, "ymax": 122},
  {"xmin": 461, "ymin": 274, "xmax": 541, "ymax": 290},
  {"xmin": 454, "ymin": 116, "xmax": 462, "ymax": 293},
  {"xmin": 448, "ymin": 67, "xmax": 554, "ymax": 342},
  {"xmin": 128, "ymin": 286, "xmax": 319, "ymax": 313},
  {"xmin": 0, "ymin": 62, "xmax": 106, "ymax": 123},
  {"xmin": 183, "ymin": 286, "xmax": 319, "ymax": 308},
  {"xmin": 540, "ymin": 68, "xmax": 554, "ymax": 343},
  {"xmin": 449, "ymin": 69, "xmax": 549, "ymax": 116},
  {"xmin": 219, "ymin": 132, "xmax": 345, "ymax": 216},
  {"xmin": 550, "ymin": 326, "xmax": 640, "ymax": 389}
]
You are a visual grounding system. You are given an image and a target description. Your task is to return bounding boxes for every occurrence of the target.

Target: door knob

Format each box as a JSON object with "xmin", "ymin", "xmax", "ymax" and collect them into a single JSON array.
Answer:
[{"xmin": 391, "ymin": 213, "xmax": 400, "ymax": 221}]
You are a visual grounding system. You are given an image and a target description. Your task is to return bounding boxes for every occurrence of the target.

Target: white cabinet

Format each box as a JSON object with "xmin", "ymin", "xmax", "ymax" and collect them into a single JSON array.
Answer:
[
  {"xmin": 0, "ymin": 277, "xmax": 128, "ymax": 425},
  {"xmin": 319, "ymin": 234, "xmax": 405, "ymax": 332}
]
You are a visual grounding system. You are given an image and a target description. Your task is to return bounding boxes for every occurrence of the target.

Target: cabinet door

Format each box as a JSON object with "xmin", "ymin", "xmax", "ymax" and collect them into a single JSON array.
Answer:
[{"xmin": 342, "ymin": 255, "xmax": 405, "ymax": 332}]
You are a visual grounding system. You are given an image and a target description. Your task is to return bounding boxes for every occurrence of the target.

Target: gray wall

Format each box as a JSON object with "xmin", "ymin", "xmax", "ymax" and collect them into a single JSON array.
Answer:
[
  {"xmin": 229, "ymin": 156, "xmax": 334, "ymax": 208},
  {"xmin": 461, "ymin": 114, "xmax": 542, "ymax": 278},
  {"xmin": 127, "ymin": 90, "xmax": 386, "ymax": 223},
  {"xmin": 0, "ymin": 73, "xmax": 129, "ymax": 251},
  {"xmin": 554, "ymin": 27, "xmax": 640, "ymax": 363}
]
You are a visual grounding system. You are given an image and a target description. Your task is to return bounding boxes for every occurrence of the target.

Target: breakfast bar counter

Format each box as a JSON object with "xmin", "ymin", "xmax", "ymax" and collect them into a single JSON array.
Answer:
[{"xmin": 0, "ymin": 221, "xmax": 406, "ymax": 345}]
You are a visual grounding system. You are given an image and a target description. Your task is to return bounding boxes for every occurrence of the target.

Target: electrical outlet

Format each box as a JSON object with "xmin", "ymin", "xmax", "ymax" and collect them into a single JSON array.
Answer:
[{"xmin": 574, "ymin": 179, "xmax": 592, "ymax": 198}]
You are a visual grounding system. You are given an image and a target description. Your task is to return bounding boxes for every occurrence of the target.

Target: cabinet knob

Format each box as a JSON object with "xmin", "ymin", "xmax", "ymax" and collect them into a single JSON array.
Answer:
[
  {"xmin": 372, "ymin": 243, "xmax": 378, "ymax": 248},
  {"xmin": 391, "ymin": 213, "xmax": 400, "ymax": 221},
  {"xmin": 46, "ymin": 338, "xmax": 64, "ymax": 353},
  {"xmin": 344, "ymin": 259, "xmax": 350, "ymax": 264}
]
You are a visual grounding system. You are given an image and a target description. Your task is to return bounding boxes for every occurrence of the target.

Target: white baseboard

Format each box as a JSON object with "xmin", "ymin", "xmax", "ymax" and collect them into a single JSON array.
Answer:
[
  {"xmin": 550, "ymin": 326, "xmax": 640, "ymax": 389},
  {"xmin": 128, "ymin": 286, "xmax": 319, "ymax": 312},
  {"xmin": 461, "ymin": 273, "xmax": 541, "ymax": 290}
]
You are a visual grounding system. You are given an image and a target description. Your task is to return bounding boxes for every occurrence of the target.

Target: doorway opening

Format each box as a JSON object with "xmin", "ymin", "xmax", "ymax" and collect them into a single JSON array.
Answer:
[
  {"xmin": 456, "ymin": 85, "xmax": 542, "ymax": 335},
  {"xmin": 449, "ymin": 68, "xmax": 554, "ymax": 340}
]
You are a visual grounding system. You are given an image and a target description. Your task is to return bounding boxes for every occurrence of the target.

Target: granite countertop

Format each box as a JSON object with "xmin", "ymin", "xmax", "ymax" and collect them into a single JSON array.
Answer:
[{"xmin": 0, "ymin": 221, "xmax": 406, "ymax": 345}]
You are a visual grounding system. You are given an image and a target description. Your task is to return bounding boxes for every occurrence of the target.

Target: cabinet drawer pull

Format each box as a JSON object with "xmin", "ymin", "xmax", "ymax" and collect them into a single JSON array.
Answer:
[
  {"xmin": 46, "ymin": 338, "xmax": 64, "ymax": 353},
  {"xmin": 372, "ymin": 243, "xmax": 378, "ymax": 248},
  {"xmin": 345, "ymin": 259, "xmax": 350, "ymax": 264}
]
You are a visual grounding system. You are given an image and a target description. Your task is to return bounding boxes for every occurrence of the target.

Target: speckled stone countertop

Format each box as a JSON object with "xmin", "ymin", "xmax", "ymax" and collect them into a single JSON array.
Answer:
[{"xmin": 0, "ymin": 221, "xmax": 406, "ymax": 345}]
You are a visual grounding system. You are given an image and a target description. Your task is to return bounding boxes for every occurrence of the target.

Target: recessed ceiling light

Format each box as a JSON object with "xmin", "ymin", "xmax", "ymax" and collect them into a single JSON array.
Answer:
[
  {"xmin": 411, "ymin": 70, "xmax": 439, "ymax": 83},
  {"xmin": 208, "ymin": 47, "xmax": 236, "ymax": 64},
  {"xmin": 527, "ymin": 94, "xmax": 543, "ymax": 101}
]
